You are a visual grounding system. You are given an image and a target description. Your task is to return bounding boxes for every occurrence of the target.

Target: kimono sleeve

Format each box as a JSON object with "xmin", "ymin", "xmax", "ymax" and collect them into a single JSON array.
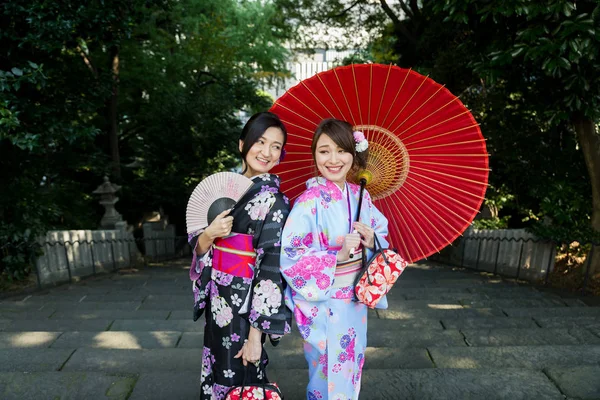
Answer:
[
  {"xmin": 280, "ymin": 195, "xmax": 338, "ymax": 302},
  {"xmin": 247, "ymin": 192, "xmax": 292, "ymax": 335},
  {"xmin": 188, "ymin": 232, "xmax": 212, "ymax": 321}
]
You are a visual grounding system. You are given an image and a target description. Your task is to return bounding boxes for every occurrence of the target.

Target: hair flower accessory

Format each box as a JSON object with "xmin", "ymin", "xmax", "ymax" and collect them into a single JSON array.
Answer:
[{"xmin": 353, "ymin": 131, "xmax": 368, "ymax": 153}]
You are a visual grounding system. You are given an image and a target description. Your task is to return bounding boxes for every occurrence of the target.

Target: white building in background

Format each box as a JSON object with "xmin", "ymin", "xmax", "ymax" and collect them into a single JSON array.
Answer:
[{"xmin": 264, "ymin": 48, "xmax": 357, "ymax": 100}]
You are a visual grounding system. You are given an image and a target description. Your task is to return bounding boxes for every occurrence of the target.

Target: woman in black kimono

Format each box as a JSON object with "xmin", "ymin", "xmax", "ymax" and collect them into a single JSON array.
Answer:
[{"xmin": 188, "ymin": 112, "xmax": 292, "ymax": 399}]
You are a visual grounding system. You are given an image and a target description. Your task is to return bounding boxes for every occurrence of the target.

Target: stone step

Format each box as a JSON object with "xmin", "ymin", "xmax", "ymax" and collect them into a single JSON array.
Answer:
[
  {"xmin": 429, "ymin": 345, "xmax": 600, "ymax": 369},
  {"xmin": 441, "ymin": 317, "xmax": 538, "ymax": 330},
  {"xmin": 375, "ymin": 307, "xmax": 504, "ymax": 319},
  {"xmin": 4, "ymin": 326, "xmax": 598, "ymax": 352},
  {"xmin": 359, "ymin": 368, "xmax": 563, "ymax": 400},
  {"xmin": 545, "ymin": 365, "xmax": 600, "ymax": 399},
  {"xmin": 56, "ymin": 347, "xmax": 433, "ymax": 373},
  {"xmin": 461, "ymin": 328, "xmax": 600, "ymax": 346},
  {"xmin": 2, "ymin": 319, "xmax": 113, "ymax": 332},
  {"xmin": 0, "ymin": 372, "xmax": 137, "ymax": 400},
  {"xmin": 0, "ymin": 349, "xmax": 75, "ymax": 372},
  {"xmin": 49, "ymin": 310, "xmax": 169, "ymax": 320},
  {"xmin": 178, "ymin": 329, "xmax": 466, "ymax": 349},
  {"xmin": 0, "ymin": 332, "xmax": 61, "ymax": 349},
  {"xmin": 504, "ymin": 306, "xmax": 600, "ymax": 318},
  {"xmin": 0, "ymin": 367, "xmax": 577, "ymax": 400},
  {"xmin": 50, "ymin": 331, "xmax": 182, "ymax": 349}
]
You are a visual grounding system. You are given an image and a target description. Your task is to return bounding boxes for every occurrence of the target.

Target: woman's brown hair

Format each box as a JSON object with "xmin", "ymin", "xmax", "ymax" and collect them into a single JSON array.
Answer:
[{"xmin": 311, "ymin": 118, "xmax": 368, "ymax": 173}]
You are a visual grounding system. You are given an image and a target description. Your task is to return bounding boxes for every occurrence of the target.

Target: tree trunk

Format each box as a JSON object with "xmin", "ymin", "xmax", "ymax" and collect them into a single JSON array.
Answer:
[
  {"xmin": 109, "ymin": 45, "xmax": 121, "ymax": 179},
  {"xmin": 573, "ymin": 116, "xmax": 600, "ymax": 277}
]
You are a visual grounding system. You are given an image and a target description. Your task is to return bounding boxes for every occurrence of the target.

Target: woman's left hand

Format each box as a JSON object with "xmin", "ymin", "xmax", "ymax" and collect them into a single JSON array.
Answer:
[
  {"xmin": 353, "ymin": 221, "xmax": 375, "ymax": 249},
  {"xmin": 234, "ymin": 328, "xmax": 263, "ymax": 367}
]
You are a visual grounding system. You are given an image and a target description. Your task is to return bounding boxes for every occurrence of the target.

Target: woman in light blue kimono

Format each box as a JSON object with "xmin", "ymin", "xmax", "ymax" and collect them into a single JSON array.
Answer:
[{"xmin": 280, "ymin": 118, "xmax": 389, "ymax": 400}]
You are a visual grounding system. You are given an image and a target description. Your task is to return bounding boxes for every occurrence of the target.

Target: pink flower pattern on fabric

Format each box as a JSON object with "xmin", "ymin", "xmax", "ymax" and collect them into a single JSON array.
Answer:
[{"xmin": 283, "ymin": 254, "xmax": 335, "ymax": 290}]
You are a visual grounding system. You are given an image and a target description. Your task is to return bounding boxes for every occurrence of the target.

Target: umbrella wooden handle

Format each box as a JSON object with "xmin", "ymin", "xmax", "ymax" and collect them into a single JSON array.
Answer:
[{"xmin": 348, "ymin": 230, "xmax": 358, "ymax": 258}]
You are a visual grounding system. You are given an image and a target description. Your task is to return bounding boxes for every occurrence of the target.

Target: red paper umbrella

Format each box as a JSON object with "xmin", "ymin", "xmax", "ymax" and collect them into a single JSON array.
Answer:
[{"xmin": 269, "ymin": 63, "xmax": 489, "ymax": 263}]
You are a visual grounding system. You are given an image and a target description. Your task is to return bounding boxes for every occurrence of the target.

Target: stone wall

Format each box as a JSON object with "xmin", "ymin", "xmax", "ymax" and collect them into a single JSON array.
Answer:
[
  {"xmin": 35, "ymin": 228, "xmax": 142, "ymax": 287},
  {"xmin": 433, "ymin": 228, "xmax": 556, "ymax": 282}
]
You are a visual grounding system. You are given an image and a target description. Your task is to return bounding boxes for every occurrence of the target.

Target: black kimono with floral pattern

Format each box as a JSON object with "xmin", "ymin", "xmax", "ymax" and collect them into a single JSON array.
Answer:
[{"xmin": 188, "ymin": 173, "xmax": 292, "ymax": 400}]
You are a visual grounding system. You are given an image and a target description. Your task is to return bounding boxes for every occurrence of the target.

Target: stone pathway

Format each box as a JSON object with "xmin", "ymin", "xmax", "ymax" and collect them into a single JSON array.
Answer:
[{"xmin": 0, "ymin": 260, "xmax": 599, "ymax": 399}]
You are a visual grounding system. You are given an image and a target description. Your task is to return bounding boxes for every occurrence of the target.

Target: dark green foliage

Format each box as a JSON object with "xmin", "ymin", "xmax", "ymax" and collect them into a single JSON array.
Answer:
[{"xmin": 1, "ymin": 0, "xmax": 290, "ymax": 282}]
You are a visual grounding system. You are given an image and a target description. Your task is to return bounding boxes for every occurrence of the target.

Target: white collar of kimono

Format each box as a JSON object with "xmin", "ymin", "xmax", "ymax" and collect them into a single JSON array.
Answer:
[{"xmin": 307, "ymin": 176, "xmax": 347, "ymax": 194}]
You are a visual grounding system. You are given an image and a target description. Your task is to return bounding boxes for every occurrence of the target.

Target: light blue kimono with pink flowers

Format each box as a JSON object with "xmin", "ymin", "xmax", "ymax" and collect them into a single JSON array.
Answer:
[{"xmin": 280, "ymin": 177, "xmax": 389, "ymax": 400}]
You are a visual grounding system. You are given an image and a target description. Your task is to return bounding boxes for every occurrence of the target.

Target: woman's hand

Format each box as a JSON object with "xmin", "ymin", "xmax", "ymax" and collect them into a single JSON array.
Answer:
[
  {"xmin": 234, "ymin": 326, "xmax": 263, "ymax": 366},
  {"xmin": 205, "ymin": 208, "xmax": 234, "ymax": 240},
  {"xmin": 337, "ymin": 232, "xmax": 361, "ymax": 262},
  {"xmin": 353, "ymin": 221, "xmax": 375, "ymax": 249},
  {"xmin": 195, "ymin": 209, "xmax": 233, "ymax": 255}
]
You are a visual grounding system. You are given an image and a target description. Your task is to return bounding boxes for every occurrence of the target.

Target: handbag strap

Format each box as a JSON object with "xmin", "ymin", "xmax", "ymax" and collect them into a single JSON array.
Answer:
[{"xmin": 239, "ymin": 359, "xmax": 269, "ymax": 398}]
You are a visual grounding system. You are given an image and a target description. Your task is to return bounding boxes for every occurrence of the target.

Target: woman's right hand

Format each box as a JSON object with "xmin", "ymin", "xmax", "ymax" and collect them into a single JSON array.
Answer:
[
  {"xmin": 205, "ymin": 209, "xmax": 234, "ymax": 240},
  {"xmin": 337, "ymin": 232, "xmax": 361, "ymax": 262}
]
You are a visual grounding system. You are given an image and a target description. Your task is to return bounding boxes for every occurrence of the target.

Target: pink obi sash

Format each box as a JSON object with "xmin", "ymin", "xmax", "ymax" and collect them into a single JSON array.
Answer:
[
  {"xmin": 212, "ymin": 234, "xmax": 256, "ymax": 279},
  {"xmin": 332, "ymin": 249, "xmax": 363, "ymax": 289}
]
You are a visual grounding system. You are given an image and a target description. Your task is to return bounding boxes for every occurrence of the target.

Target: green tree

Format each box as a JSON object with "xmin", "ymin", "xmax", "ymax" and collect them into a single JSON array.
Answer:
[
  {"xmin": 434, "ymin": 0, "xmax": 600, "ymax": 273},
  {"xmin": 1, "ymin": 0, "xmax": 290, "ymax": 281}
]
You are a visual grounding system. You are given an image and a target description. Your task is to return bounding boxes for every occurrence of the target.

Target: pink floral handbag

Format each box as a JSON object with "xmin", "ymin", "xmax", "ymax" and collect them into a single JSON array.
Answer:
[{"xmin": 354, "ymin": 235, "xmax": 408, "ymax": 308}]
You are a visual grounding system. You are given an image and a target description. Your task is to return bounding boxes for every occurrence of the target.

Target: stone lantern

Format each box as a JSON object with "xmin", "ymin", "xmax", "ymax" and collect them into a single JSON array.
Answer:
[{"xmin": 93, "ymin": 176, "xmax": 125, "ymax": 229}]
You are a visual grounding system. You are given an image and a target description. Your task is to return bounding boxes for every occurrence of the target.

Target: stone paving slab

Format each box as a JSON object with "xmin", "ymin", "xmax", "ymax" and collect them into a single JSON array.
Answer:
[
  {"xmin": 0, "ymin": 332, "xmax": 61, "ymax": 348},
  {"xmin": 359, "ymin": 368, "xmax": 563, "ymax": 400},
  {"xmin": 0, "ymin": 309, "xmax": 57, "ymax": 320},
  {"xmin": 3, "ymin": 319, "xmax": 113, "ymax": 332},
  {"xmin": 40, "ymin": 301, "xmax": 143, "ymax": 311},
  {"xmin": 587, "ymin": 324, "xmax": 600, "ymax": 338},
  {"xmin": 129, "ymin": 372, "xmax": 199, "ymax": 400},
  {"xmin": 110, "ymin": 319, "xmax": 199, "ymax": 332},
  {"xmin": 376, "ymin": 307, "xmax": 504, "ymax": 320},
  {"xmin": 441, "ymin": 317, "xmax": 538, "ymax": 329},
  {"xmin": 459, "ymin": 298, "xmax": 569, "ymax": 309},
  {"xmin": 177, "ymin": 330, "xmax": 466, "ymax": 349},
  {"xmin": 379, "ymin": 299, "xmax": 464, "ymax": 308},
  {"xmin": 401, "ymin": 292, "xmax": 492, "ymax": 301},
  {"xmin": 429, "ymin": 345, "xmax": 600, "ymax": 369},
  {"xmin": 61, "ymin": 347, "xmax": 433, "ymax": 373},
  {"xmin": 51, "ymin": 331, "xmax": 182, "ymax": 349},
  {"xmin": 167, "ymin": 310, "xmax": 195, "ymax": 320},
  {"xmin": 533, "ymin": 316, "xmax": 600, "ymax": 329},
  {"xmin": 81, "ymin": 294, "xmax": 149, "ymax": 302},
  {"xmin": 0, "ymin": 372, "xmax": 137, "ymax": 400},
  {"xmin": 62, "ymin": 348, "xmax": 203, "ymax": 373},
  {"xmin": 368, "ymin": 318, "xmax": 445, "ymax": 330},
  {"xmin": 504, "ymin": 306, "xmax": 600, "ymax": 318},
  {"xmin": 0, "ymin": 349, "xmax": 75, "ymax": 372},
  {"xmin": 0, "ymin": 319, "xmax": 11, "ymax": 332},
  {"xmin": 461, "ymin": 328, "xmax": 592, "ymax": 346},
  {"xmin": 0, "ymin": 302, "xmax": 45, "ymax": 311},
  {"xmin": 545, "ymin": 366, "xmax": 600, "ymax": 399},
  {"xmin": 177, "ymin": 332, "xmax": 203, "ymax": 348},
  {"xmin": 50, "ymin": 310, "xmax": 169, "ymax": 320}
]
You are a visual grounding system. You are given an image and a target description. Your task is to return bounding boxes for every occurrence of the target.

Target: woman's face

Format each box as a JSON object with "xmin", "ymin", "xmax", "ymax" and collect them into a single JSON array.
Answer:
[
  {"xmin": 240, "ymin": 126, "xmax": 285, "ymax": 178},
  {"xmin": 314, "ymin": 133, "xmax": 353, "ymax": 189}
]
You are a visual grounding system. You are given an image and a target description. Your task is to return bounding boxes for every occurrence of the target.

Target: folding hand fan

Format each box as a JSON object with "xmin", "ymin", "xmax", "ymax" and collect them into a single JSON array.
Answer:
[
  {"xmin": 269, "ymin": 63, "xmax": 489, "ymax": 263},
  {"xmin": 186, "ymin": 172, "xmax": 254, "ymax": 234}
]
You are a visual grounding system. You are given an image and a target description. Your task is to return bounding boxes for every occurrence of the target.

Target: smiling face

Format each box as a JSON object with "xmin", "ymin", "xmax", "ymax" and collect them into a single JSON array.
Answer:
[
  {"xmin": 314, "ymin": 133, "xmax": 354, "ymax": 189},
  {"xmin": 240, "ymin": 126, "xmax": 284, "ymax": 178}
]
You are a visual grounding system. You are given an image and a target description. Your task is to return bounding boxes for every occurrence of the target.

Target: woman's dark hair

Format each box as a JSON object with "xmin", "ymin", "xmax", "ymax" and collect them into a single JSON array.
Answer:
[
  {"xmin": 239, "ymin": 112, "xmax": 287, "ymax": 174},
  {"xmin": 311, "ymin": 118, "xmax": 368, "ymax": 172}
]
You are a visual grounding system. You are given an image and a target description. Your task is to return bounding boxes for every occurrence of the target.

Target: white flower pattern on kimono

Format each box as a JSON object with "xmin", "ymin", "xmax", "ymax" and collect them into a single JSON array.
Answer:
[
  {"xmin": 230, "ymin": 293, "xmax": 242, "ymax": 306},
  {"xmin": 252, "ymin": 279, "xmax": 282, "ymax": 317},
  {"xmin": 211, "ymin": 296, "xmax": 233, "ymax": 327},
  {"xmin": 272, "ymin": 209, "xmax": 283, "ymax": 223},
  {"xmin": 223, "ymin": 369, "xmax": 235, "ymax": 378}
]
